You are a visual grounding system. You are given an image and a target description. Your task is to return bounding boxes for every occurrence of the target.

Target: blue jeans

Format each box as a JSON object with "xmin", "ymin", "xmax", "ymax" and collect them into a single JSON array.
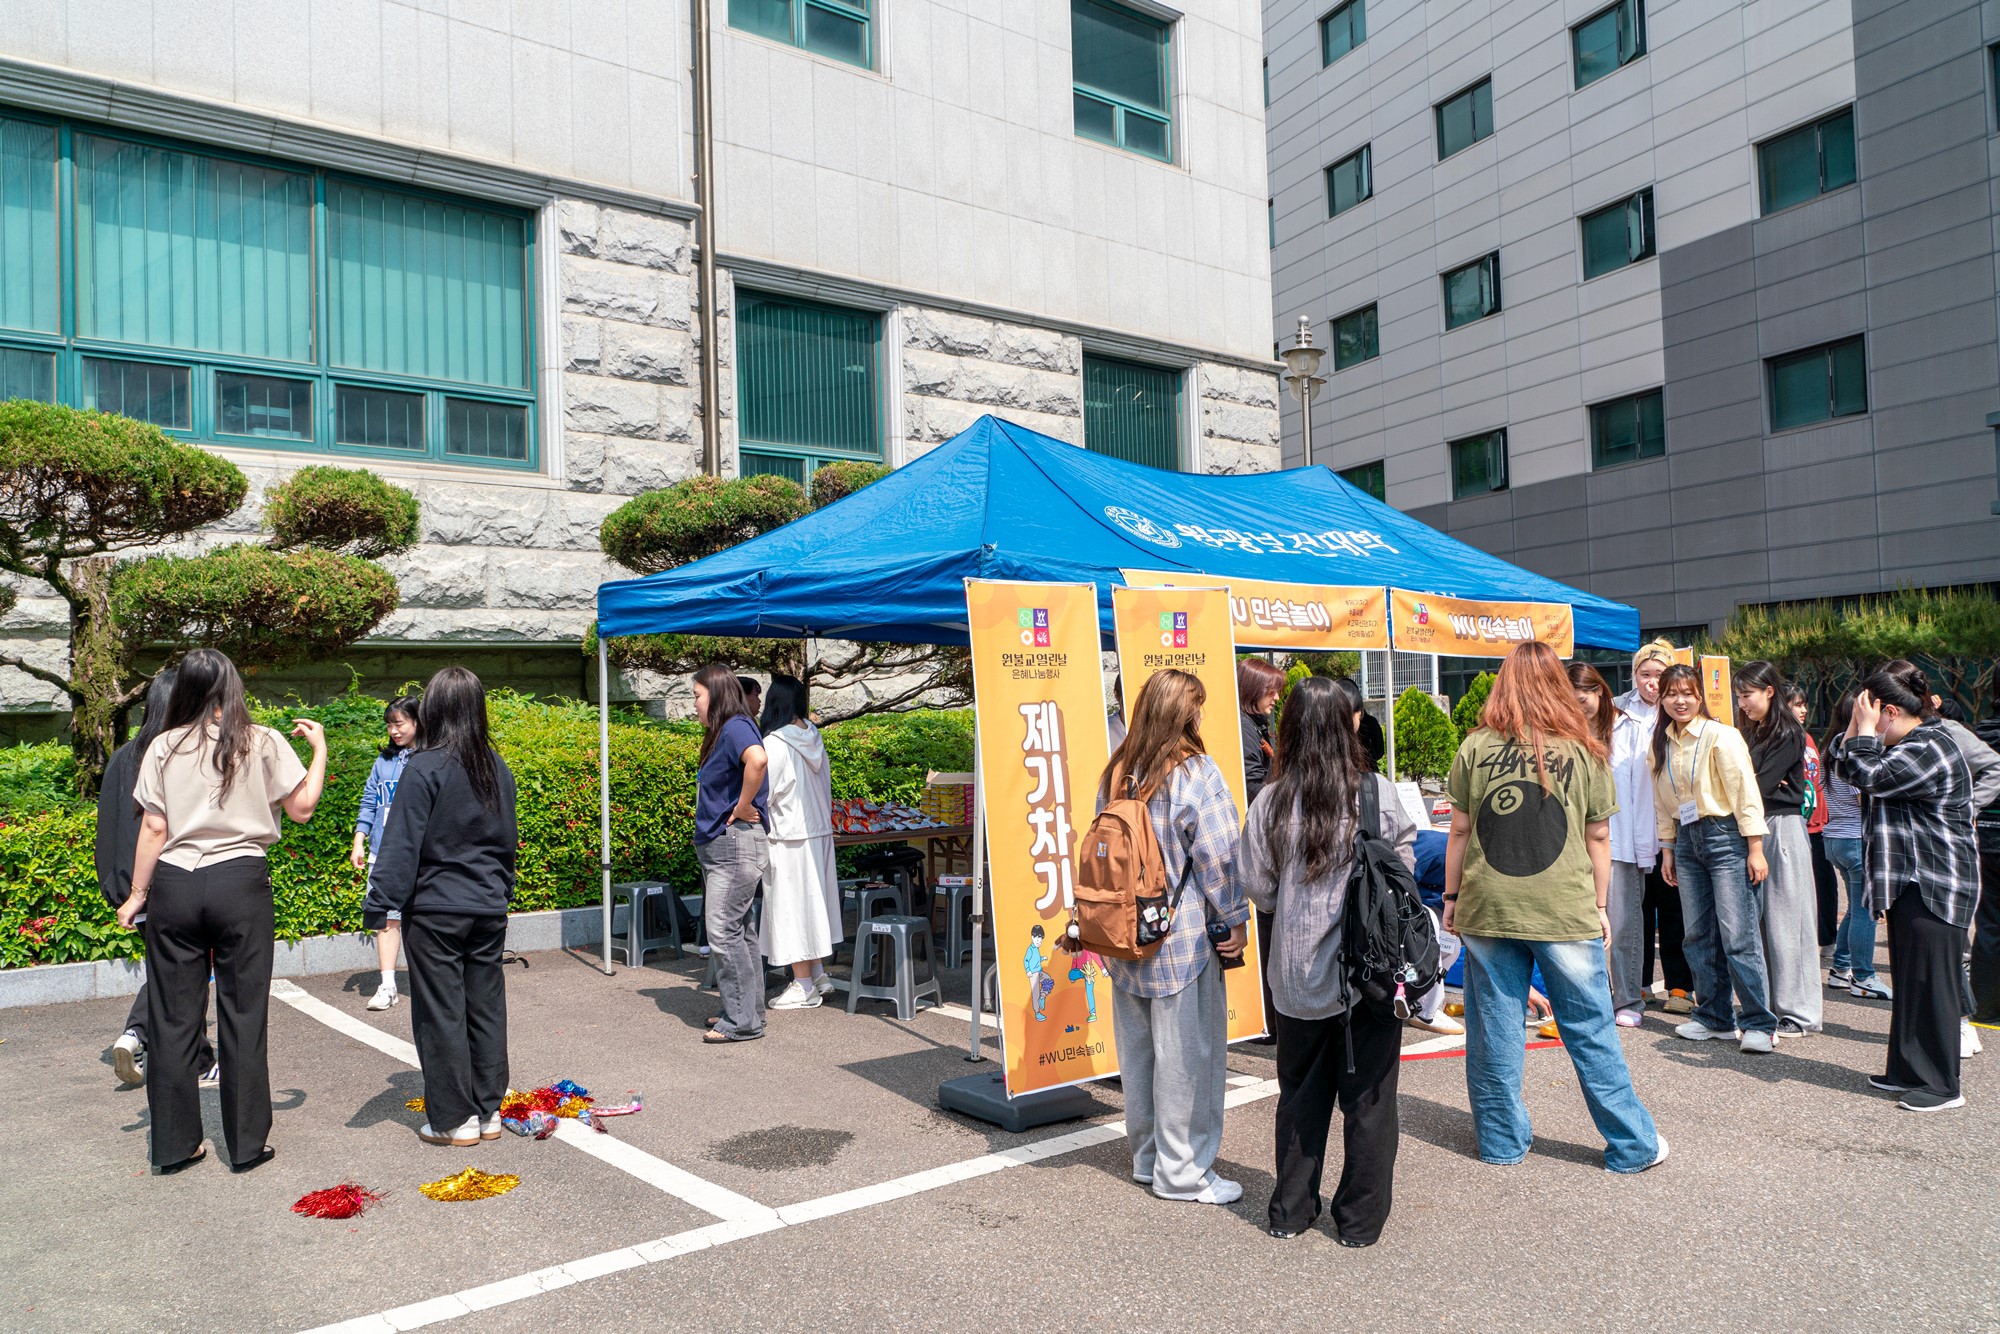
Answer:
[
  {"xmin": 1674, "ymin": 817, "xmax": 1776, "ymax": 1035},
  {"xmin": 1823, "ymin": 836, "xmax": 1876, "ymax": 982},
  {"xmin": 1461, "ymin": 933, "xmax": 1661, "ymax": 1173}
]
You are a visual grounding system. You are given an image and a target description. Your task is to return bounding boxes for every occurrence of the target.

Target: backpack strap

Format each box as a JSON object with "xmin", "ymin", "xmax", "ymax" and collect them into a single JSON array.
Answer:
[{"xmin": 1358, "ymin": 774, "xmax": 1383, "ymax": 841}]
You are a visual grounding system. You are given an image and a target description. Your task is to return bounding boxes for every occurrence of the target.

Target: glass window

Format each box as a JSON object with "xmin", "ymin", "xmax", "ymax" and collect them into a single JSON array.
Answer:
[
  {"xmin": 1580, "ymin": 188, "xmax": 1654, "ymax": 279},
  {"xmin": 1571, "ymin": 647, "xmax": 1633, "ymax": 697},
  {"xmin": 0, "ymin": 346, "xmax": 55, "ymax": 401},
  {"xmin": 73, "ymin": 134, "xmax": 314, "ymax": 362},
  {"xmin": 1320, "ymin": 0, "xmax": 1366, "ymax": 66},
  {"xmin": 0, "ymin": 117, "xmax": 59, "ymax": 335},
  {"xmin": 335, "ymin": 384, "xmax": 425, "ymax": 451},
  {"xmin": 1768, "ymin": 337, "xmax": 1867, "ymax": 430},
  {"xmin": 1435, "ymin": 79, "xmax": 1494, "ymax": 160},
  {"xmin": 1449, "ymin": 429, "xmax": 1508, "ymax": 498},
  {"xmin": 1083, "ymin": 354, "xmax": 1181, "ymax": 470},
  {"xmin": 1333, "ymin": 304, "xmax": 1379, "ymax": 370},
  {"xmin": 1268, "ymin": 199, "xmax": 1275, "ymax": 249},
  {"xmin": 216, "ymin": 372, "xmax": 312, "ymax": 440},
  {"xmin": 1325, "ymin": 145, "xmax": 1372, "ymax": 218},
  {"xmin": 728, "ymin": 0, "xmax": 872, "ymax": 68},
  {"xmin": 1442, "ymin": 253, "xmax": 1501, "ymax": 329},
  {"xmin": 1758, "ymin": 108, "xmax": 1856, "ymax": 214},
  {"xmin": 1340, "ymin": 459, "xmax": 1386, "ymax": 501},
  {"xmin": 737, "ymin": 292, "xmax": 881, "ymax": 467},
  {"xmin": 1572, "ymin": 0, "xmax": 1645, "ymax": 89},
  {"xmin": 1072, "ymin": 0, "xmax": 1173, "ymax": 162},
  {"xmin": 83, "ymin": 358, "xmax": 191, "ymax": 430},
  {"xmin": 1589, "ymin": 388, "xmax": 1665, "ymax": 468},
  {"xmin": 446, "ymin": 398, "xmax": 530, "ymax": 461}
]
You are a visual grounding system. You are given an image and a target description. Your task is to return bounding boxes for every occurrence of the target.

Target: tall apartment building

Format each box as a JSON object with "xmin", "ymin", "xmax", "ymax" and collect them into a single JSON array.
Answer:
[
  {"xmin": 1266, "ymin": 0, "xmax": 2000, "ymax": 691},
  {"xmin": 0, "ymin": 0, "xmax": 1280, "ymax": 727}
]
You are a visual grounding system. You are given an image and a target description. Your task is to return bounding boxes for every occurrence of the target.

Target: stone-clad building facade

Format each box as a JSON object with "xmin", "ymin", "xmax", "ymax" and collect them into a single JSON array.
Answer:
[{"xmin": 0, "ymin": 1, "xmax": 1281, "ymax": 727}]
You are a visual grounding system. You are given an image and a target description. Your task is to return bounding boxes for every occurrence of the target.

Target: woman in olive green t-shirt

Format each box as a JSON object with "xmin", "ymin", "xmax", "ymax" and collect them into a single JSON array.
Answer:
[{"xmin": 1441, "ymin": 643, "xmax": 1664, "ymax": 1175}]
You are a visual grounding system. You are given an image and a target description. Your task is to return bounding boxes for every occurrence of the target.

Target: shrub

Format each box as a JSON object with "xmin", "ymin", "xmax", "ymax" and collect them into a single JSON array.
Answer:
[
  {"xmin": 0, "ymin": 690, "xmax": 973, "ymax": 968},
  {"xmin": 1392, "ymin": 686, "xmax": 1459, "ymax": 781},
  {"xmin": 598, "ymin": 473, "xmax": 810, "ymax": 575},
  {"xmin": 264, "ymin": 465, "xmax": 421, "ymax": 558},
  {"xmin": 1271, "ymin": 659, "xmax": 1313, "ymax": 733},
  {"xmin": 809, "ymin": 460, "xmax": 890, "ymax": 509},
  {"xmin": 1292, "ymin": 650, "xmax": 1361, "ymax": 680},
  {"xmin": 1452, "ymin": 671, "xmax": 1495, "ymax": 735}
]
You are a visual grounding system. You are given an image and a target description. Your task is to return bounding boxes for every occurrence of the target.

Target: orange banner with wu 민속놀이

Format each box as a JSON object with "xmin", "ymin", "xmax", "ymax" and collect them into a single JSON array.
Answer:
[
  {"xmin": 964, "ymin": 580, "xmax": 1117, "ymax": 1097},
  {"xmin": 1109, "ymin": 583, "xmax": 1269, "ymax": 1044},
  {"xmin": 1120, "ymin": 570, "xmax": 1389, "ymax": 651},
  {"xmin": 1700, "ymin": 655, "xmax": 1733, "ymax": 722},
  {"xmin": 1388, "ymin": 589, "xmax": 1575, "ymax": 659}
]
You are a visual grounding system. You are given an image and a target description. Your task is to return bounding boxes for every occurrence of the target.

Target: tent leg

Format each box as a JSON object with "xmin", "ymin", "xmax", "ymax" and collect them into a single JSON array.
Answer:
[
  {"xmin": 1383, "ymin": 649, "xmax": 1396, "ymax": 779},
  {"xmin": 598, "ymin": 637, "xmax": 614, "ymax": 977},
  {"xmin": 965, "ymin": 732, "xmax": 988, "ymax": 1063}
]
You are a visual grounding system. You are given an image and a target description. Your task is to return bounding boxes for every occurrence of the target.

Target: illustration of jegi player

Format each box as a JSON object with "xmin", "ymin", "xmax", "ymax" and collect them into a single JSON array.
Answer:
[
  {"xmin": 1066, "ymin": 949, "xmax": 1104, "ymax": 1022},
  {"xmin": 1024, "ymin": 924, "xmax": 1057, "ymax": 1021}
]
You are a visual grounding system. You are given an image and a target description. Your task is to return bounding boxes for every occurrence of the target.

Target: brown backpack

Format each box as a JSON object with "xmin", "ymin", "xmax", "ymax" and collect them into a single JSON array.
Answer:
[{"xmin": 1071, "ymin": 776, "xmax": 1195, "ymax": 961}]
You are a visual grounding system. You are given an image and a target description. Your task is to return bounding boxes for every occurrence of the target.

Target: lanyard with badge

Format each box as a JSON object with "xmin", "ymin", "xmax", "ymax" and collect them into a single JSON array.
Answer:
[{"xmin": 1667, "ymin": 722, "xmax": 1713, "ymax": 826}]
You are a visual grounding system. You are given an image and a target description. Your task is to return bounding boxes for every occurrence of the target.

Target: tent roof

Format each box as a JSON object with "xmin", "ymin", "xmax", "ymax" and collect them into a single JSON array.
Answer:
[{"xmin": 595, "ymin": 415, "xmax": 1639, "ymax": 651}]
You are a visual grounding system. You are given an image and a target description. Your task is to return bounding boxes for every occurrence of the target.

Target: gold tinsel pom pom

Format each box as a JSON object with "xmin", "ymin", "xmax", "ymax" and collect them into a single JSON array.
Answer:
[
  {"xmin": 417, "ymin": 1166, "xmax": 521, "ymax": 1202},
  {"xmin": 553, "ymin": 1096, "xmax": 590, "ymax": 1119},
  {"xmin": 405, "ymin": 1097, "xmax": 426, "ymax": 1111}
]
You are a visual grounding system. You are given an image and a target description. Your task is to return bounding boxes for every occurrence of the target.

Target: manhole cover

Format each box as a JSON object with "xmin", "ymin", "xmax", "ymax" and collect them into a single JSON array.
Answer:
[{"xmin": 704, "ymin": 1125, "xmax": 854, "ymax": 1173}]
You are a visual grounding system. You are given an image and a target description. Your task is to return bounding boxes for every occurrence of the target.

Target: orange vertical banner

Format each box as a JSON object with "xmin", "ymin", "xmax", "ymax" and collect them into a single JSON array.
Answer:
[
  {"xmin": 1109, "ymin": 583, "xmax": 1270, "ymax": 1043},
  {"xmin": 965, "ymin": 579, "xmax": 1117, "ymax": 1096},
  {"xmin": 1700, "ymin": 655, "xmax": 1733, "ymax": 722}
]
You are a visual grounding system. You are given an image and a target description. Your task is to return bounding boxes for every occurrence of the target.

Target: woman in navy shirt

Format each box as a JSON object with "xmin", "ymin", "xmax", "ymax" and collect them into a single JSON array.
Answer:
[{"xmin": 692, "ymin": 664, "xmax": 770, "ymax": 1043}]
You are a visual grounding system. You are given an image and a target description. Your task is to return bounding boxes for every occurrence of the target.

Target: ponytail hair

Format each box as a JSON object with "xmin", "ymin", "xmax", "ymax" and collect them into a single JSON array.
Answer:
[{"xmin": 1861, "ymin": 659, "xmax": 1937, "ymax": 722}]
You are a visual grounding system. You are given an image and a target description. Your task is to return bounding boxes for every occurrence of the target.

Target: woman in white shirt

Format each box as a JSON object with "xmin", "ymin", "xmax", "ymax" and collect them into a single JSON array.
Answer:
[
  {"xmin": 759, "ymin": 675, "xmax": 841, "ymax": 1009},
  {"xmin": 1606, "ymin": 640, "xmax": 1679, "ymax": 1022}
]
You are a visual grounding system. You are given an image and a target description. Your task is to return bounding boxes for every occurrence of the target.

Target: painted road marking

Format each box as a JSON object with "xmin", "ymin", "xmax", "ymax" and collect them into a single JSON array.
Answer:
[{"xmin": 270, "ymin": 979, "xmax": 775, "ymax": 1226}]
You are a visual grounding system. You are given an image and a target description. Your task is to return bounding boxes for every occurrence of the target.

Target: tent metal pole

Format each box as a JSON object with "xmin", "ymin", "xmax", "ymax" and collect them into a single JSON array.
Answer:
[
  {"xmin": 598, "ymin": 637, "xmax": 614, "ymax": 977},
  {"xmin": 964, "ymin": 730, "xmax": 988, "ymax": 1063},
  {"xmin": 1383, "ymin": 649, "xmax": 1396, "ymax": 778}
]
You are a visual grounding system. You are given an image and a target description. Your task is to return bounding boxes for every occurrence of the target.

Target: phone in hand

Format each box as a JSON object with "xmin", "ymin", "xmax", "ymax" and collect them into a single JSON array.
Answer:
[{"xmin": 1207, "ymin": 916, "xmax": 1244, "ymax": 969}]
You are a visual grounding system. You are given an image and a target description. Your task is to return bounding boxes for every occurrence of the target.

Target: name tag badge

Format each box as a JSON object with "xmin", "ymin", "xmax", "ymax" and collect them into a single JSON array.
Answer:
[{"xmin": 1678, "ymin": 800, "xmax": 1698, "ymax": 826}]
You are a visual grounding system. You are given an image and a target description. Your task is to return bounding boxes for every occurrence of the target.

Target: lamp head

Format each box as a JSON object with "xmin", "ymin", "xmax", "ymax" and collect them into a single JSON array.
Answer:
[{"xmin": 1280, "ymin": 315, "xmax": 1325, "ymax": 381}]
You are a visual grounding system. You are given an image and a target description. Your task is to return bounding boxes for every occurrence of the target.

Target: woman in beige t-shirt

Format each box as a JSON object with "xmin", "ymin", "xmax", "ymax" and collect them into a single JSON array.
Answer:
[{"xmin": 116, "ymin": 649, "xmax": 326, "ymax": 1175}]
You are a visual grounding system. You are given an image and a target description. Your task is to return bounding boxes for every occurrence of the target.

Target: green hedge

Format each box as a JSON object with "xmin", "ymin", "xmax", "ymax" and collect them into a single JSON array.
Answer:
[{"xmin": 0, "ymin": 690, "xmax": 972, "ymax": 969}]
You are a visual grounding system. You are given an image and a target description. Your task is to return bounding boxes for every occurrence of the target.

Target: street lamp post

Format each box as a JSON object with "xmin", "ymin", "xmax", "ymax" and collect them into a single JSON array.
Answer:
[{"xmin": 1280, "ymin": 315, "xmax": 1327, "ymax": 467}]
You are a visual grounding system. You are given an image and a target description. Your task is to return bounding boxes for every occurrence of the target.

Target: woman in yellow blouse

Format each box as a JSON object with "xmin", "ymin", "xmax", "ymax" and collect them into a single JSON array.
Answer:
[{"xmin": 1652, "ymin": 664, "xmax": 1774, "ymax": 1053}]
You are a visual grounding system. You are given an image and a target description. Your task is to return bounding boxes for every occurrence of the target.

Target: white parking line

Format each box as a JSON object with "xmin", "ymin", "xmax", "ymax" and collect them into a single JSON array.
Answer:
[{"xmin": 270, "ymin": 979, "xmax": 775, "ymax": 1227}]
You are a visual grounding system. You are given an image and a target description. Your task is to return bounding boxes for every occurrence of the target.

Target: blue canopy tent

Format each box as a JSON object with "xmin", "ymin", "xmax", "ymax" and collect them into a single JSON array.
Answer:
[{"xmin": 587, "ymin": 417, "xmax": 1638, "ymax": 1082}]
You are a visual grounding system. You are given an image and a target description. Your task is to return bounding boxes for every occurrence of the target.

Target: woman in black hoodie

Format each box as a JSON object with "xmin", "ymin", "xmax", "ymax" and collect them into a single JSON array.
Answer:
[{"xmin": 365, "ymin": 667, "xmax": 518, "ymax": 1148}]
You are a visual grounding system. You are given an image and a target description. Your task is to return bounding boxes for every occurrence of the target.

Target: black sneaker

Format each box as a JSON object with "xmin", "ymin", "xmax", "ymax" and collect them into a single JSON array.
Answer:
[{"xmin": 1897, "ymin": 1089, "xmax": 1966, "ymax": 1113}]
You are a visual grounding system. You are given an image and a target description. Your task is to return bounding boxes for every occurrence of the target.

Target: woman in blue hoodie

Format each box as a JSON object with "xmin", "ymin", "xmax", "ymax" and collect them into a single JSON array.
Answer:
[{"xmin": 351, "ymin": 696, "xmax": 422, "ymax": 1011}]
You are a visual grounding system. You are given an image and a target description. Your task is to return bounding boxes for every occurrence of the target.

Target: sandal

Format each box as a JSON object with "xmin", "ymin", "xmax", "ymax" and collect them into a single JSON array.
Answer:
[
  {"xmin": 152, "ymin": 1145, "xmax": 208, "ymax": 1176},
  {"xmin": 230, "ymin": 1146, "xmax": 277, "ymax": 1174},
  {"xmin": 702, "ymin": 1029, "xmax": 737, "ymax": 1043}
]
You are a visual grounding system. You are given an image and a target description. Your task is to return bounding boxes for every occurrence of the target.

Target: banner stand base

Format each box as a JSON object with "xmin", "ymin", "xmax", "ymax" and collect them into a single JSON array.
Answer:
[{"xmin": 938, "ymin": 1071, "xmax": 1098, "ymax": 1133}]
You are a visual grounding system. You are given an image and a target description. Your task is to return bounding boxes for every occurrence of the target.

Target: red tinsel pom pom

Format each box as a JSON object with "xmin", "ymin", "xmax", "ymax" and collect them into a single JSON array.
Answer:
[{"xmin": 292, "ymin": 1182, "xmax": 384, "ymax": 1220}]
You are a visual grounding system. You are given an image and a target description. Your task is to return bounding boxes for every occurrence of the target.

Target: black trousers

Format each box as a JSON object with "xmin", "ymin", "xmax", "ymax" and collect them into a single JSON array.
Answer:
[
  {"xmin": 1641, "ymin": 866, "xmax": 1693, "ymax": 993},
  {"xmin": 142, "ymin": 856, "xmax": 273, "ymax": 1167},
  {"xmin": 1809, "ymin": 832, "xmax": 1839, "ymax": 948},
  {"xmin": 405, "ymin": 913, "xmax": 510, "ymax": 1132},
  {"xmin": 125, "ymin": 975, "xmax": 214, "ymax": 1070},
  {"xmin": 1256, "ymin": 910, "xmax": 1277, "ymax": 1036},
  {"xmin": 1884, "ymin": 890, "xmax": 1962, "ymax": 1100},
  {"xmin": 1971, "ymin": 846, "xmax": 2000, "ymax": 1024},
  {"xmin": 1270, "ymin": 1003, "xmax": 1401, "ymax": 1242}
]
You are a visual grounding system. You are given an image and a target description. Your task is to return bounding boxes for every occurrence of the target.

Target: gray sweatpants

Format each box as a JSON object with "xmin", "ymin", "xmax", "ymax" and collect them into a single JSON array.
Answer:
[
  {"xmin": 698, "ymin": 822, "xmax": 769, "ymax": 1040},
  {"xmin": 1607, "ymin": 861, "xmax": 1649, "ymax": 1012},
  {"xmin": 1112, "ymin": 962, "xmax": 1228, "ymax": 1198},
  {"xmin": 1761, "ymin": 814, "xmax": 1823, "ymax": 1033}
]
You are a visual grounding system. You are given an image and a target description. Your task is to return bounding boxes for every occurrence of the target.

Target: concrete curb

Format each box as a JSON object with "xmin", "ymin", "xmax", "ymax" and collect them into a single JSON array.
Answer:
[{"xmin": 0, "ymin": 906, "xmax": 609, "ymax": 1010}]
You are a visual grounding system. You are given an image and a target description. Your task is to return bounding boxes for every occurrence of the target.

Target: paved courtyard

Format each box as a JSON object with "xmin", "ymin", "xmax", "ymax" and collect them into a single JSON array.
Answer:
[{"xmin": 4, "ymin": 946, "xmax": 1996, "ymax": 1333}]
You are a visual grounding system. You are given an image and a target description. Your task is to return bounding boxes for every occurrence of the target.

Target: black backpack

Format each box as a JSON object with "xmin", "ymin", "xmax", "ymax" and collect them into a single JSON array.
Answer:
[{"xmin": 1341, "ymin": 779, "xmax": 1442, "ymax": 1006}]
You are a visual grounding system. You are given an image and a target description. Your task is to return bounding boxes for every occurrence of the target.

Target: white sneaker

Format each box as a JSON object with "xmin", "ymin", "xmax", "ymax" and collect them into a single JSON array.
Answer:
[
  {"xmin": 113, "ymin": 1031, "xmax": 146, "ymax": 1086},
  {"xmin": 481, "ymin": 1113, "xmax": 503, "ymax": 1141},
  {"xmin": 367, "ymin": 983, "xmax": 399, "ymax": 1011},
  {"xmin": 1611, "ymin": 1134, "xmax": 1671, "ymax": 1174},
  {"xmin": 1963, "ymin": 1019, "xmax": 1984, "ymax": 1059},
  {"xmin": 1739, "ymin": 1030, "xmax": 1775, "ymax": 1055},
  {"xmin": 1188, "ymin": 1176, "xmax": 1243, "ymax": 1205},
  {"xmin": 769, "ymin": 979, "xmax": 822, "ymax": 1010},
  {"xmin": 419, "ymin": 1116, "xmax": 482, "ymax": 1146},
  {"xmin": 1675, "ymin": 1021, "xmax": 1738, "ymax": 1041},
  {"xmin": 199, "ymin": 1062, "xmax": 221, "ymax": 1088},
  {"xmin": 1407, "ymin": 1010, "xmax": 1465, "ymax": 1036},
  {"xmin": 811, "ymin": 972, "xmax": 833, "ymax": 998}
]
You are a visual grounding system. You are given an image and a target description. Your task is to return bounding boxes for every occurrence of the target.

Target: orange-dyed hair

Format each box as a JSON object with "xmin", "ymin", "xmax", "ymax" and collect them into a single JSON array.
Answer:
[{"xmin": 1480, "ymin": 642, "xmax": 1608, "ymax": 786}]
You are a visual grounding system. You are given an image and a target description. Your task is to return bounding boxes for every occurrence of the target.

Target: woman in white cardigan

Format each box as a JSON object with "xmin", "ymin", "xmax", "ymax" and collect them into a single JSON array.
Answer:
[{"xmin": 759, "ymin": 675, "xmax": 841, "ymax": 1009}]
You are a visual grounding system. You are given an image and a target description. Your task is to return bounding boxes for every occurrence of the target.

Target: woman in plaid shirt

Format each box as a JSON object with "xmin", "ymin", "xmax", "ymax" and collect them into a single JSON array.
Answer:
[
  {"xmin": 1097, "ymin": 669, "xmax": 1250, "ymax": 1205},
  {"xmin": 1834, "ymin": 661, "xmax": 1979, "ymax": 1112}
]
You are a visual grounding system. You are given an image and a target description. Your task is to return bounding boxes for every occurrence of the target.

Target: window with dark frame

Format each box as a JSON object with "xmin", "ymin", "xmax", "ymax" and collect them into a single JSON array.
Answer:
[
  {"xmin": 1320, "ymin": 0, "xmax": 1366, "ymax": 66},
  {"xmin": 1768, "ymin": 337, "xmax": 1867, "ymax": 431},
  {"xmin": 736, "ymin": 291, "xmax": 883, "ymax": 483},
  {"xmin": 1072, "ymin": 0, "xmax": 1175, "ymax": 163},
  {"xmin": 1325, "ymin": 144, "xmax": 1373, "ymax": 217},
  {"xmin": 1449, "ymin": 428, "xmax": 1508, "ymax": 498},
  {"xmin": 727, "ymin": 0, "xmax": 872, "ymax": 69},
  {"xmin": 1435, "ymin": 79, "xmax": 1494, "ymax": 160},
  {"xmin": 1333, "ymin": 304, "xmax": 1379, "ymax": 370},
  {"xmin": 1580, "ymin": 189, "xmax": 1654, "ymax": 279},
  {"xmin": 1590, "ymin": 389, "xmax": 1665, "ymax": 468},
  {"xmin": 1572, "ymin": 0, "xmax": 1645, "ymax": 90},
  {"xmin": 1339, "ymin": 459, "xmax": 1386, "ymax": 501},
  {"xmin": 1757, "ymin": 108, "xmax": 1856, "ymax": 214},
  {"xmin": 1442, "ymin": 253, "xmax": 1501, "ymax": 329}
]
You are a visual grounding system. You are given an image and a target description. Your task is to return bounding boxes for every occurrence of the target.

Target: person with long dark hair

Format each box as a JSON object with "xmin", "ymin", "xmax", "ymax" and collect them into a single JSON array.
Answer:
[
  {"xmin": 99, "ymin": 667, "xmax": 213, "ymax": 1087},
  {"xmin": 365, "ymin": 667, "xmax": 518, "ymax": 1145},
  {"xmin": 1652, "ymin": 663, "xmax": 1774, "ymax": 1052},
  {"xmin": 115, "ymin": 649, "xmax": 327, "ymax": 1173},
  {"xmin": 1835, "ymin": 661, "xmax": 1980, "ymax": 1111},
  {"xmin": 1820, "ymin": 693, "xmax": 1886, "ymax": 999},
  {"xmin": 1241, "ymin": 677, "xmax": 1418, "ymax": 1242},
  {"xmin": 1238, "ymin": 655, "xmax": 1286, "ymax": 1046},
  {"xmin": 759, "ymin": 674, "xmax": 838, "ymax": 1009},
  {"xmin": 1444, "ymin": 643, "xmax": 1663, "ymax": 1173},
  {"xmin": 692, "ymin": 664, "xmax": 770, "ymax": 1043},
  {"xmin": 1734, "ymin": 661, "xmax": 1821, "ymax": 1038},
  {"xmin": 1097, "ymin": 669, "xmax": 1248, "ymax": 1205},
  {"xmin": 1789, "ymin": 685, "xmax": 1839, "ymax": 954},
  {"xmin": 350, "ymin": 695, "xmax": 422, "ymax": 1012},
  {"xmin": 1569, "ymin": 661, "xmax": 1644, "ymax": 1028}
]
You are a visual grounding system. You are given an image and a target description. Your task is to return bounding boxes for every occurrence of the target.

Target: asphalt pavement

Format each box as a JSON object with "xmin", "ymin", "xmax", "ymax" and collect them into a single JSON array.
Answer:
[{"xmin": 3, "ymin": 944, "xmax": 1996, "ymax": 1332}]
